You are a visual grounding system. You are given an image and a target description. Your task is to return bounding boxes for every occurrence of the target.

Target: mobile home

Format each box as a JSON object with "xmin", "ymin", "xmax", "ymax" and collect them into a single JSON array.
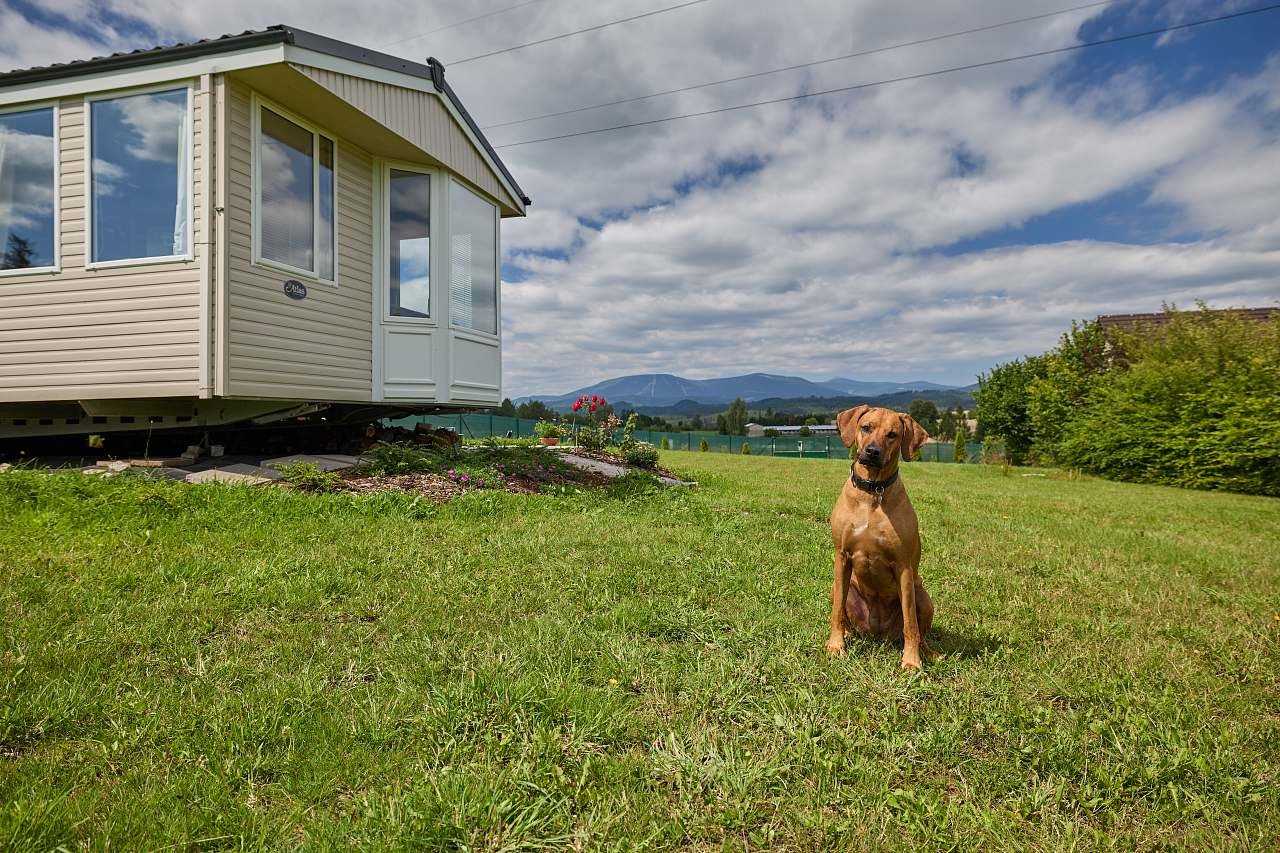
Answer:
[{"xmin": 0, "ymin": 26, "xmax": 530, "ymax": 439}]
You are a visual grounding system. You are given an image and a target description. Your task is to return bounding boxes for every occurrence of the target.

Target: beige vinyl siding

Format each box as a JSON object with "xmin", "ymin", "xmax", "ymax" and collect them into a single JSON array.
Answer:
[
  {"xmin": 222, "ymin": 81, "xmax": 373, "ymax": 401},
  {"xmin": 0, "ymin": 91, "xmax": 204, "ymax": 404},
  {"xmin": 291, "ymin": 64, "xmax": 522, "ymax": 216}
]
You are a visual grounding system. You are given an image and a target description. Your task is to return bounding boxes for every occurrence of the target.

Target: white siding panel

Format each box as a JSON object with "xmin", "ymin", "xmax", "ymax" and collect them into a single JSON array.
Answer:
[
  {"xmin": 222, "ymin": 81, "xmax": 373, "ymax": 402},
  {"xmin": 0, "ymin": 91, "xmax": 205, "ymax": 403},
  {"xmin": 291, "ymin": 64, "xmax": 523, "ymax": 215}
]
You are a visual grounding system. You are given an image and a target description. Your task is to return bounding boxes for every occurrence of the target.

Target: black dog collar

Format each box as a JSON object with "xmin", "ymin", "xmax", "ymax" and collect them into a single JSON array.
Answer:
[{"xmin": 850, "ymin": 467, "xmax": 899, "ymax": 495}]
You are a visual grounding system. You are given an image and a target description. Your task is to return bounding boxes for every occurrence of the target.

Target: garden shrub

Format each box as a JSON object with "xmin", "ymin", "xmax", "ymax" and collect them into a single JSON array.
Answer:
[
  {"xmin": 622, "ymin": 442, "xmax": 660, "ymax": 469},
  {"xmin": 660, "ymin": 436, "xmax": 669, "ymax": 450},
  {"xmin": 700, "ymin": 439, "xmax": 709, "ymax": 452},
  {"xmin": 741, "ymin": 442, "xmax": 751, "ymax": 455},
  {"xmin": 980, "ymin": 436, "xmax": 1008, "ymax": 465},
  {"xmin": 360, "ymin": 442, "xmax": 440, "ymax": 475},
  {"xmin": 1055, "ymin": 309, "xmax": 1280, "ymax": 496}
]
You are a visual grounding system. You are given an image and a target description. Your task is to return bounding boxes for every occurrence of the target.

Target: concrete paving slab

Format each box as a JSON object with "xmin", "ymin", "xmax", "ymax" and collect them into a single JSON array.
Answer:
[
  {"xmin": 215, "ymin": 463, "xmax": 284, "ymax": 481},
  {"xmin": 132, "ymin": 466, "xmax": 193, "ymax": 482},
  {"xmin": 184, "ymin": 469, "xmax": 274, "ymax": 486},
  {"xmin": 262, "ymin": 454, "xmax": 357, "ymax": 472}
]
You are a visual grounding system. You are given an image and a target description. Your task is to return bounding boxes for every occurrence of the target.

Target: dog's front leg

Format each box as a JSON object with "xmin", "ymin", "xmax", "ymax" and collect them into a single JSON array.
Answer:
[
  {"xmin": 899, "ymin": 566, "xmax": 922, "ymax": 670},
  {"xmin": 826, "ymin": 551, "xmax": 852, "ymax": 656}
]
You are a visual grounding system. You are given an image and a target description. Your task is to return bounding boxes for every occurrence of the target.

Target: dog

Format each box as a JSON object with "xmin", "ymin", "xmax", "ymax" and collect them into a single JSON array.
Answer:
[{"xmin": 825, "ymin": 405, "xmax": 937, "ymax": 670}]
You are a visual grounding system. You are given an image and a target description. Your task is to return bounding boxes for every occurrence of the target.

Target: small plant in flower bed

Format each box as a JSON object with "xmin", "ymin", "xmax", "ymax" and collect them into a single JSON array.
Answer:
[
  {"xmin": 534, "ymin": 421, "xmax": 564, "ymax": 439},
  {"xmin": 359, "ymin": 441, "xmax": 450, "ymax": 475},
  {"xmin": 570, "ymin": 394, "xmax": 620, "ymax": 450},
  {"xmin": 621, "ymin": 441, "xmax": 660, "ymax": 469},
  {"xmin": 275, "ymin": 461, "xmax": 342, "ymax": 492}
]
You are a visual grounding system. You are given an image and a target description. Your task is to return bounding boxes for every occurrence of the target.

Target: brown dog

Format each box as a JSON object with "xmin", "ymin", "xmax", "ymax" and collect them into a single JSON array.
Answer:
[{"xmin": 825, "ymin": 405, "xmax": 937, "ymax": 669}]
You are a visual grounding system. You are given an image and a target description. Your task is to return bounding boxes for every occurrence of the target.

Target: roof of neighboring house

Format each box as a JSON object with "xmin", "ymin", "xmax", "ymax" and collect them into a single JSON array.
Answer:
[
  {"xmin": 0, "ymin": 25, "xmax": 530, "ymax": 207},
  {"xmin": 1097, "ymin": 307, "xmax": 1277, "ymax": 333}
]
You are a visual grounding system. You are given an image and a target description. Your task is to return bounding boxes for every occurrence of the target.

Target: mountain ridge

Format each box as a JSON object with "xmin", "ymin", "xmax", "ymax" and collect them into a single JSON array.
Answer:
[{"xmin": 515, "ymin": 371, "xmax": 972, "ymax": 412}]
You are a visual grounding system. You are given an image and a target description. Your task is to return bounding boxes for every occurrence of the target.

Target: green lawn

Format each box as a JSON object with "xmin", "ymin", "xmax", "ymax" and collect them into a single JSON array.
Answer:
[{"xmin": 1, "ymin": 455, "xmax": 1278, "ymax": 849}]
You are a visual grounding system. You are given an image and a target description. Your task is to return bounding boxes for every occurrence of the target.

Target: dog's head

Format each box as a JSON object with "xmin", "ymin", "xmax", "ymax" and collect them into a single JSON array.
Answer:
[{"xmin": 836, "ymin": 405, "xmax": 930, "ymax": 469}]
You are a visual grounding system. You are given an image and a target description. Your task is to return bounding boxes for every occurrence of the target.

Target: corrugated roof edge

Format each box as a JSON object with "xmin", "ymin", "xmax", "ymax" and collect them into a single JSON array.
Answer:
[{"xmin": 0, "ymin": 24, "xmax": 530, "ymax": 208}]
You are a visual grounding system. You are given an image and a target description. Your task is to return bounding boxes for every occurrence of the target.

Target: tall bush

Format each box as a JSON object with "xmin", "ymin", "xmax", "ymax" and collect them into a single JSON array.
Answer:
[
  {"xmin": 1055, "ymin": 309, "xmax": 1279, "ymax": 496},
  {"xmin": 976, "ymin": 356, "xmax": 1046, "ymax": 464},
  {"xmin": 1026, "ymin": 320, "xmax": 1111, "ymax": 463}
]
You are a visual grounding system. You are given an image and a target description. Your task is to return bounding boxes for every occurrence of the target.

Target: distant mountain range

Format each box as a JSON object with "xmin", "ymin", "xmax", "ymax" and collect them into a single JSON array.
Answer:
[{"xmin": 516, "ymin": 372, "xmax": 975, "ymax": 413}]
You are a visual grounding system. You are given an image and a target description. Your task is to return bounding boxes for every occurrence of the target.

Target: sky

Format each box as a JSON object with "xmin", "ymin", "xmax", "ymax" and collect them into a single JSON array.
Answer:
[{"xmin": 3, "ymin": 0, "xmax": 1278, "ymax": 398}]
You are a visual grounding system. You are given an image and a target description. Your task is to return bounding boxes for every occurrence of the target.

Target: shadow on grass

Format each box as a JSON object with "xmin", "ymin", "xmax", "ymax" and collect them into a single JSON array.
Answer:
[
  {"xmin": 841, "ymin": 623, "xmax": 1003, "ymax": 661},
  {"xmin": 928, "ymin": 623, "xmax": 1004, "ymax": 659}
]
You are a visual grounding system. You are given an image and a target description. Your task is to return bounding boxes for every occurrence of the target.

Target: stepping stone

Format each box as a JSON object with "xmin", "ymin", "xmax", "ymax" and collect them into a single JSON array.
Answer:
[
  {"xmin": 262, "ymin": 454, "xmax": 357, "ymax": 472},
  {"xmin": 184, "ymin": 469, "xmax": 274, "ymax": 486},
  {"xmin": 208, "ymin": 462, "xmax": 282, "ymax": 481},
  {"xmin": 133, "ymin": 467, "xmax": 193, "ymax": 482},
  {"xmin": 559, "ymin": 453, "xmax": 696, "ymax": 487}
]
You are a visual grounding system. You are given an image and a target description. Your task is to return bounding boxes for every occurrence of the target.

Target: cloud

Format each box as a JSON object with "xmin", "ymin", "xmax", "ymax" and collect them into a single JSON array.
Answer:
[{"xmin": 2, "ymin": 1, "xmax": 1276, "ymax": 398}]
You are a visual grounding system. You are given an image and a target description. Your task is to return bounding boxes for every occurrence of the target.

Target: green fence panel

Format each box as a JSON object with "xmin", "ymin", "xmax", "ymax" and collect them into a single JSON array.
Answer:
[{"xmin": 384, "ymin": 415, "xmax": 986, "ymax": 463}]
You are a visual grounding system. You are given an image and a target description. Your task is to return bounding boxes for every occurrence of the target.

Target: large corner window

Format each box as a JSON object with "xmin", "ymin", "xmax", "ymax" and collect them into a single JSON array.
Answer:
[
  {"xmin": 255, "ymin": 103, "xmax": 335, "ymax": 282},
  {"xmin": 0, "ymin": 105, "xmax": 57, "ymax": 273},
  {"xmin": 388, "ymin": 168, "xmax": 430, "ymax": 318},
  {"xmin": 449, "ymin": 181, "xmax": 497, "ymax": 335},
  {"xmin": 89, "ymin": 86, "xmax": 190, "ymax": 265}
]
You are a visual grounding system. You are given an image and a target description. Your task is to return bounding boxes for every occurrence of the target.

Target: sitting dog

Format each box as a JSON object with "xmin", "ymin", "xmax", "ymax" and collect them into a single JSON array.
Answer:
[{"xmin": 825, "ymin": 405, "xmax": 937, "ymax": 669}]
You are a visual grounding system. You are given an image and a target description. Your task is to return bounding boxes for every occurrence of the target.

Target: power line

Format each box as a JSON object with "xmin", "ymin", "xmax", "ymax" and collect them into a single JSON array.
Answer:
[
  {"xmin": 493, "ymin": 3, "xmax": 1280, "ymax": 148},
  {"xmin": 449, "ymin": 0, "xmax": 716, "ymax": 66},
  {"xmin": 484, "ymin": 0, "xmax": 1115, "ymax": 130},
  {"xmin": 382, "ymin": 0, "xmax": 554, "ymax": 49}
]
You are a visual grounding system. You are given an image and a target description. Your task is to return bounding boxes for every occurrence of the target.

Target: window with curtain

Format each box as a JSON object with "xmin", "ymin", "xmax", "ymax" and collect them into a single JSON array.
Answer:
[
  {"xmin": 0, "ymin": 106, "xmax": 56, "ymax": 271},
  {"xmin": 388, "ymin": 169, "xmax": 430, "ymax": 318},
  {"xmin": 90, "ymin": 87, "xmax": 189, "ymax": 264},
  {"xmin": 257, "ymin": 105, "xmax": 335, "ymax": 281},
  {"xmin": 448, "ymin": 181, "xmax": 497, "ymax": 335}
]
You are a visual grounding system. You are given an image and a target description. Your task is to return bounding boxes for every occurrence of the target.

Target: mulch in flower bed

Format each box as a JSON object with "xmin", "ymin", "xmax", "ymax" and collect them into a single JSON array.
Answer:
[{"xmin": 333, "ymin": 460, "xmax": 610, "ymax": 499}]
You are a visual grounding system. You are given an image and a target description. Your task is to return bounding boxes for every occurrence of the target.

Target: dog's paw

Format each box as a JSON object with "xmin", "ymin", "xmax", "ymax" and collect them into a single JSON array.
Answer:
[
  {"xmin": 900, "ymin": 655, "xmax": 922, "ymax": 671},
  {"xmin": 825, "ymin": 637, "xmax": 847, "ymax": 657}
]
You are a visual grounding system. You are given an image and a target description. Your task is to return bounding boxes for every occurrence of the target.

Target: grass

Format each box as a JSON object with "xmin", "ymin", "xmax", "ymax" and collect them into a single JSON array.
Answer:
[{"xmin": 1, "ymin": 455, "xmax": 1278, "ymax": 849}]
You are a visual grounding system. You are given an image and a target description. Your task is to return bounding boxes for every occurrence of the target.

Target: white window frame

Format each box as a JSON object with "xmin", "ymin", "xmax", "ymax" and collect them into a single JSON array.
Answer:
[
  {"xmin": 0, "ymin": 100, "xmax": 60, "ymax": 278},
  {"xmin": 381, "ymin": 160, "xmax": 439, "ymax": 325},
  {"xmin": 250, "ymin": 92, "xmax": 339, "ymax": 286},
  {"xmin": 84, "ymin": 81, "xmax": 195, "ymax": 270},
  {"xmin": 447, "ymin": 176, "xmax": 501, "ymax": 341}
]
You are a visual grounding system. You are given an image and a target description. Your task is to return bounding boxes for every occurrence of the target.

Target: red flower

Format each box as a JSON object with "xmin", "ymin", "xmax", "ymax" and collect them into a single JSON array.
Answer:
[
  {"xmin": 572, "ymin": 401, "xmax": 582, "ymax": 412},
  {"xmin": 591, "ymin": 395, "xmax": 598, "ymax": 403},
  {"xmin": 589, "ymin": 403, "xmax": 598, "ymax": 412}
]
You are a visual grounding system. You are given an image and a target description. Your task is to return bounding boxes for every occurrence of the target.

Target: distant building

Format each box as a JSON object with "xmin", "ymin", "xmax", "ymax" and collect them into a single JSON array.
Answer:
[
  {"xmin": 1097, "ymin": 308, "xmax": 1277, "ymax": 336},
  {"xmin": 745, "ymin": 422, "xmax": 838, "ymax": 437}
]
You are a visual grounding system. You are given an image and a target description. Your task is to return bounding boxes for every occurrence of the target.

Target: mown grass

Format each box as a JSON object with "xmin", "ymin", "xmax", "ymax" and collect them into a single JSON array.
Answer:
[{"xmin": 1, "ymin": 455, "xmax": 1277, "ymax": 850}]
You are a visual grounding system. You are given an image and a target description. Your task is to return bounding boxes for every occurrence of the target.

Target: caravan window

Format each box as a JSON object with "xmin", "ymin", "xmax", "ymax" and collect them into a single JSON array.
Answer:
[
  {"xmin": 89, "ymin": 87, "xmax": 191, "ymax": 265},
  {"xmin": 0, "ymin": 105, "xmax": 56, "ymax": 272},
  {"xmin": 448, "ymin": 181, "xmax": 497, "ymax": 335},
  {"xmin": 255, "ymin": 104, "xmax": 336, "ymax": 282}
]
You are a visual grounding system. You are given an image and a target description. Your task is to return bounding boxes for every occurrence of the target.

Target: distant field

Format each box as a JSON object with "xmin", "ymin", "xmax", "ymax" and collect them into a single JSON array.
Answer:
[{"xmin": 1, "ymin": 456, "xmax": 1277, "ymax": 848}]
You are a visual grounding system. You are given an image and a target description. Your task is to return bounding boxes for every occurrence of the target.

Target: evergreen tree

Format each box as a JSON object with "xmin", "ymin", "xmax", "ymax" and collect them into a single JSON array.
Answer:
[{"xmin": 953, "ymin": 419, "xmax": 969, "ymax": 462}]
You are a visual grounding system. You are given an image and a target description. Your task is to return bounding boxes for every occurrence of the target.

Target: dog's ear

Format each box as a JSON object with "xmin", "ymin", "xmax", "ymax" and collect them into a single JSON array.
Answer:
[
  {"xmin": 836, "ymin": 405, "xmax": 871, "ymax": 448},
  {"xmin": 898, "ymin": 413, "xmax": 930, "ymax": 462}
]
